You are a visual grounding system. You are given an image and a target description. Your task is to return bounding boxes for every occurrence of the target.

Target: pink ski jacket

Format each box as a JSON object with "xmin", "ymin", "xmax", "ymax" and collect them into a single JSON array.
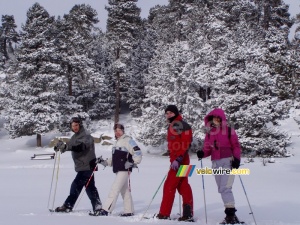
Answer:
[{"xmin": 202, "ymin": 108, "xmax": 241, "ymax": 160}]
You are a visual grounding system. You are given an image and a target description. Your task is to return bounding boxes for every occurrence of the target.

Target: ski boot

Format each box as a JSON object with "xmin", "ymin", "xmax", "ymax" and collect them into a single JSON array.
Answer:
[
  {"xmin": 220, "ymin": 208, "xmax": 243, "ymax": 224},
  {"xmin": 55, "ymin": 204, "xmax": 72, "ymax": 213},
  {"xmin": 178, "ymin": 204, "xmax": 194, "ymax": 222}
]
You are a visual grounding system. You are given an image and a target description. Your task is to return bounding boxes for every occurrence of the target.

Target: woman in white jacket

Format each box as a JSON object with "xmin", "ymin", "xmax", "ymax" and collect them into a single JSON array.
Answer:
[{"xmin": 92, "ymin": 124, "xmax": 142, "ymax": 217}]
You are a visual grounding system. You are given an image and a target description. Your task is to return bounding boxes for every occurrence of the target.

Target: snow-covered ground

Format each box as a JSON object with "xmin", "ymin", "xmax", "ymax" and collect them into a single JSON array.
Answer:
[{"xmin": 0, "ymin": 111, "xmax": 299, "ymax": 225}]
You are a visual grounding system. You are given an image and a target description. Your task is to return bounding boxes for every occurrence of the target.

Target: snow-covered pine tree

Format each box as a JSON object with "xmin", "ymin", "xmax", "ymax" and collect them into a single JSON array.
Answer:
[
  {"xmin": 138, "ymin": 41, "xmax": 204, "ymax": 147},
  {"xmin": 147, "ymin": 4, "xmax": 171, "ymax": 44},
  {"xmin": 261, "ymin": 1, "xmax": 296, "ymax": 101},
  {"xmin": 189, "ymin": 0, "xmax": 292, "ymax": 155},
  {"xmin": 291, "ymin": 10, "xmax": 300, "ymax": 82},
  {"xmin": 105, "ymin": 0, "xmax": 142, "ymax": 123},
  {"xmin": 87, "ymin": 28, "xmax": 115, "ymax": 120},
  {"xmin": 138, "ymin": 0, "xmax": 293, "ymax": 155},
  {"xmin": 4, "ymin": 3, "xmax": 68, "ymax": 146},
  {"xmin": 127, "ymin": 20, "xmax": 158, "ymax": 117},
  {"xmin": 55, "ymin": 4, "xmax": 97, "ymax": 97},
  {"xmin": 295, "ymin": 11, "xmax": 300, "ymax": 40},
  {"xmin": 148, "ymin": 0, "xmax": 202, "ymax": 44},
  {"xmin": 0, "ymin": 15, "xmax": 19, "ymax": 63},
  {"xmin": 130, "ymin": 0, "xmax": 206, "ymax": 118},
  {"xmin": 0, "ymin": 74, "xmax": 8, "ymax": 111},
  {"xmin": 55, "ymin": 5, "xmax": 111, "ymax": 122}
]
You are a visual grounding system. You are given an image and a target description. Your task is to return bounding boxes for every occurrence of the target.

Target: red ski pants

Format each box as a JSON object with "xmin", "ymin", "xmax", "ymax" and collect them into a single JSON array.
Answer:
[{"xmin": 159, "ymin": 168, "xmax": 193, "ymax": 216}]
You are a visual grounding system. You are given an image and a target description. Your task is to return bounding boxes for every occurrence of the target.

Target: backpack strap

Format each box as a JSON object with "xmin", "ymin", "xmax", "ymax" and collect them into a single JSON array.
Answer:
[{"xmin": 228, "ymin": 126, "xmax": 231, "ymax": 140}]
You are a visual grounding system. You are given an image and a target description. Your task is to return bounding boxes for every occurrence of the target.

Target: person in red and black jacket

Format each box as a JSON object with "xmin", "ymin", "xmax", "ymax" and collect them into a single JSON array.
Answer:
[{"xmin": 156, "ymin": 105, "xmax": 194, "ymax": 222}]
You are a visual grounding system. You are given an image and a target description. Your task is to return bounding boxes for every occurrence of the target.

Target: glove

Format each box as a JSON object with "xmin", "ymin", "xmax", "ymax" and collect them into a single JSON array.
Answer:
[
  {"xmin": 197, "ymin": 150, "xmax": 204, "ymax": 160},
  {"xmin": 96, "ymin": 156, "xmax": 104, "ymax": 164},
  {"xmin": 54, "ymin": 140, "xmax": 67, "ymax": 153},
  {"xmin": 96, "ymin": 156, "xmax": 108, "ymax": 167},
  {"xmin": 231, "ymin": 157, "xmax": 240, "ymax": 169},
  {"xmin": 171, "ymin": 160, "xmax": 180, "ymax": 170},
  {"xmin": 124, "ymin": 161, "xmax": 137, "ymax": 169},
  {"xmin": 170, "ymin": 155, "xmax": 183, "ymax": 170}
]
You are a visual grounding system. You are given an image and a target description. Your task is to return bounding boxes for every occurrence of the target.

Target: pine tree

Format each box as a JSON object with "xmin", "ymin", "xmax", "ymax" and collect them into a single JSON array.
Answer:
[
  {"xmin": 288, "ymin": 12, "xmax": 300, "ymax": 101},
  {"xmin": 86, "ymin": 28, "xmax": 115, "ymax": 120},
  {"xmin": 105, "ymin": 0, "xmax": 142, "ymax": 123},
  {"xmin": 262, "ymin": 1, "xmax": 296, "ymax": 101},
  {"xmin": 138, "ymin": 41, "xmax": 204, "ymax": 146},
  {"xmin": 55, "ymin": 4, "xmax": 99, "ymax": 96},
  {"xmin": 193, "ymin": 0, "xmax": 292, "ymax": 155},
  {"xmin": 4, "ymin": 3, "xmax": 65, "ymax": 146},
  {"xmin": 138, "ymin": 0, "xmax": 293, "ymax": 155},
  {"xmin": 0, "ymin": 15, "xmax": 19, "ymax": 61},
  {"xmin": 127, "ymin": 20, "xmax": 156, "ymax": 117},
  {"xmin": 54, "ymin": 5, "xmax": 111, "ymax": 121}
]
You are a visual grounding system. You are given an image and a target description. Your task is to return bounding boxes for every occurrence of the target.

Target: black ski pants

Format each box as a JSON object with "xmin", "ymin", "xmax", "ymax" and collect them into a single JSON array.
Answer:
[{"xmin": 64, "ymin": 170, "xmax": 101, "ymax": 211}]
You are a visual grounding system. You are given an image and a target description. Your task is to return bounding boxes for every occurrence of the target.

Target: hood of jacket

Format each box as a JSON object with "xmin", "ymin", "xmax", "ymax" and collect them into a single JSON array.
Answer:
[{"xmin": 204, "ymin": 108, "xmax": 227, "ymax": 127}]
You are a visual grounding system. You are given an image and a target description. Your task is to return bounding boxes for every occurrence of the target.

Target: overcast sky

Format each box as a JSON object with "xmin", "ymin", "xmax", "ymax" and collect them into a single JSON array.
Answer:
[{"xmin": 0, "ymin": 0, "xmax": 299, "ymax": 37}]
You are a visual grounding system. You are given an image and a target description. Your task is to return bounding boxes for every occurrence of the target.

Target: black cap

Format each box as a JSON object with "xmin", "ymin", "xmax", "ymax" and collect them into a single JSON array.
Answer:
[
  {"xmin": 165, "ymin": 105, "xmax": 179, "ymax": 116},
  {"xmin": 70, "ymin": 117, "xmax": 82, "ymax": 125}
]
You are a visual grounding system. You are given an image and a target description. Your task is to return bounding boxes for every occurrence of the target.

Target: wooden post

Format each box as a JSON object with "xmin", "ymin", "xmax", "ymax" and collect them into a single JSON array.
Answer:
[{"xmin": 37, "ymin": 133, "xmax": 42, "ymax": 147}]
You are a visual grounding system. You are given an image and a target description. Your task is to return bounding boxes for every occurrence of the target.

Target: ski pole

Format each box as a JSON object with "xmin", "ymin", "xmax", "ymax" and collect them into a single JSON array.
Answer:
[
  {"xmin": 238, "ymin": 175, "xmax": 257, "ymax": 225},
  {"xmin": 179, "ymin": 196, "xmax": 182, "ymax": 216},
  {"xmin": 51, "ymin": 151, "xmax": 61, "ymax": 212},
  {"xmin": 73, "ymin": 164, "xmax": 98, "ymax": 210},
  {"xmin": 128, "ymin": 169, "xmax": 131, "ymax": 192},
  {"xmin": 47, "ymin": 152, "xmax": 58, "ymax": 210},
  {"xmin": 140, "ymin": 172, "xmax": 168, "ymax": 221},
  {"xmin": 200, "ymin": 160, "xmax": 207, "ymax": 224}
]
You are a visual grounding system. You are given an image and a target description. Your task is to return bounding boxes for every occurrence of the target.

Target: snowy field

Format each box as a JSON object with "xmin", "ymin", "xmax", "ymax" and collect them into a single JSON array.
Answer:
[{"xmin": 0, "ymin": 111, "xmax": 300, "ymax": 225}]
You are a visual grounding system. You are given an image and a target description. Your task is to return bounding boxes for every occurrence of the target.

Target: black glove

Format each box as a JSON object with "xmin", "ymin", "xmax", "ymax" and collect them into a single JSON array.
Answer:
[
  {"xmin": 96, "ymin": 156, "xmax": 108, "ymax": 167},
  {"xmin": 54, "ymin": 140, "xmax": 67, "ymax": 153},
  {"xmin": 96, "ymin": 156, "xmax": 104, "ymax": 164},
  {"xmin": 231, "ymin": 157, "xmax": 240, "ymax": 169},
  {"xmin": 197, "ymin": 150, "xmax": 204, "ymax": 160}
]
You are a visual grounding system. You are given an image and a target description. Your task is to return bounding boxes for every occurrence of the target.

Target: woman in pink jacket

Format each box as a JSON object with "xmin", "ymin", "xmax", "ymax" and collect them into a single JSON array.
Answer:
[{"xmin": 197, "ymin": 108, "xmax": 241, "ymax": 224}]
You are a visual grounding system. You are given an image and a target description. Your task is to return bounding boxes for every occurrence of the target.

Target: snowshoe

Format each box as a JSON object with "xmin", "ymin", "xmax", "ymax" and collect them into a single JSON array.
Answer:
[
  {"xmin": 89, "ymin": 209, "xmax": 108, "ymax": 216},
  {"xmin": 220, "ymin": 215, "xmax": 244, "ymax": 224},
  {"xmin": 156, "ymin": 213, "xmax": 171, "ymax": 220},
  {"xmin": 54, "ymin": 204, "xmax": 72, "ymax": 213},
  {"xmin": 178, "ymin": 215, "xmax": 195, "ymax": 222},
  {"xmin": 119, "ymin": 213, "xmax": 134, "ymax": 217}
]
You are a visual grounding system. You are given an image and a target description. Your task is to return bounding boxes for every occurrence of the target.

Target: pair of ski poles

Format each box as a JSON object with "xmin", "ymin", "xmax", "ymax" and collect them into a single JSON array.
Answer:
[
  {"xmin": 47, "ymin": 152, "xmax": 98, "ymax": 212},
  {"xmin": 139, "ymin": 170, "xmax": 185, "ymax": 220},
  {"xmin": 47, "ymin": 152, "xmax": 61, "ymax": 212},
  {"xmin": 200, "ymin": 160, "xmax": 257, "ymax": 225}
]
